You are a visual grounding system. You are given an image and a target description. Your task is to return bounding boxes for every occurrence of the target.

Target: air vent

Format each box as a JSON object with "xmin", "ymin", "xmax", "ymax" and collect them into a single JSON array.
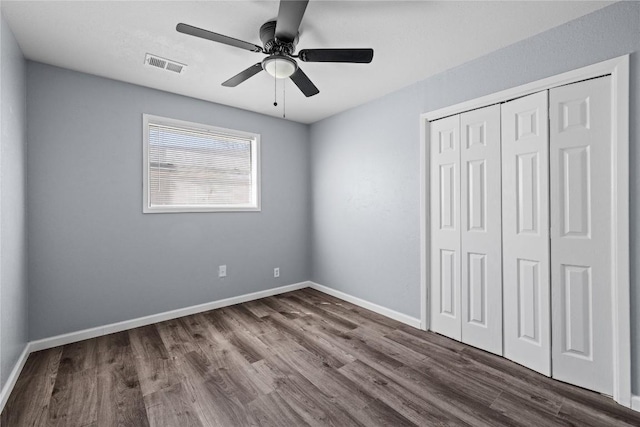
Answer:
[
  {"xmin": 148, "ymin": 56, "xmax": 166, "ymax": 69},
  {"xmin": 165, "ymin": 62, "xmax": 184, "ymax": 74},
  {"xmin": 144, "ymin": 53, "xmax": 187, "ymax": 75}
]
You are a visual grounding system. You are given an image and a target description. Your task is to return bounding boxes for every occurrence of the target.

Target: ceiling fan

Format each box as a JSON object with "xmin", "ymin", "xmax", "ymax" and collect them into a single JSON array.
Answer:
[{"xmin": 176, "ymin": 0, "xmax": 374, "ymax": 97}]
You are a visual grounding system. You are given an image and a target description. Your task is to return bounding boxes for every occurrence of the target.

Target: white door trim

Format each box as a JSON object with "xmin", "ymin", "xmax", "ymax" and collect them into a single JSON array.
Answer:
[{"xmin": 419, "ymin": 55, "xmax": 631, "ymax": 407}]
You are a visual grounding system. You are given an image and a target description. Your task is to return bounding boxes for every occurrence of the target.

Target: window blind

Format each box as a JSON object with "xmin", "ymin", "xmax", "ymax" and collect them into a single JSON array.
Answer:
[{"xmin": 147, "ymin": 123, "xmax": 255, "ymax": 208}]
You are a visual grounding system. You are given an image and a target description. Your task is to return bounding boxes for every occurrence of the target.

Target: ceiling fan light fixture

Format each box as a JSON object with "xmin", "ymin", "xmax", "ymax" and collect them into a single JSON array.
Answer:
[{"xmin": 262, "ymin": 55, "xmax": 297, "ymax": 79}]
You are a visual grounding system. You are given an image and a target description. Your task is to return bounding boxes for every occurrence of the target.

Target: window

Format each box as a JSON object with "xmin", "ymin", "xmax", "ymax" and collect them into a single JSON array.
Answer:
[{"xmin": 143, "ymin": 114, "xmax": 260, "ymax": 213}]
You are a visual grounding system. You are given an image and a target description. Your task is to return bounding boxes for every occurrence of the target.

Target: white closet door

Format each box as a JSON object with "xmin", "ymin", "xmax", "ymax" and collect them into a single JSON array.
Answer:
[
  {"xmin": 430, "ymin": 115, "xmax": 461, "ymax": 340},
  {"xmin": 460, "ymin": 105, "xmax": 503, "ymax": 355},
  {"xmin": 550, "ymin": 76, "xmax": 613, "ymax": 395},
  {"xmin": 501, "ymin": 91, "xmax": 551, "ymax": 376}
]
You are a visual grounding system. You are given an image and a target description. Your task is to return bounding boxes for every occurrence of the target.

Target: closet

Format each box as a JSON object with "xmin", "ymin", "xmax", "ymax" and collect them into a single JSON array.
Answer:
[{"xmin": 430, "ymin": 76, "xmax": 613, "ymax": 396}]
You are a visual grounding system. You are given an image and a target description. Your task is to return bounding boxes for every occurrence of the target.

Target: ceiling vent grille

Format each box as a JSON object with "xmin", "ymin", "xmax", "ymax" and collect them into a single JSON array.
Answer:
[
  {"xmin": 144, "ymin": 53, "xmax": 186, "ymax": 75},
  {"xmin": 165, "ymin": 62, "xmax": 184, "ymax": 74}
]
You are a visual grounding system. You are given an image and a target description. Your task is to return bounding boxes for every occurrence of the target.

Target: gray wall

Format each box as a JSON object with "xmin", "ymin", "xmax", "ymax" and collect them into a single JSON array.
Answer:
[
  {"xmin": 310, "ymin": 1, "xmax": 640, "ymax": 393},
  {"xmin": 0, "ymin": 14, "xmax": 28, "ymax": 391},
  {"xmin": 27, "ymin": 63, "xmax": 310, "ymax": 340},
  {"xmin": 310, "ymin": 85, "xmax": 421, "ymax": 316}
]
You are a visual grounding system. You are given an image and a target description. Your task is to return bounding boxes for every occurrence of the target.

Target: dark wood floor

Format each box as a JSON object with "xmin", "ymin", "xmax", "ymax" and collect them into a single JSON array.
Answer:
[{"xmin": 3, "ymin": 288, "xmax": 640, "ymax": 426}]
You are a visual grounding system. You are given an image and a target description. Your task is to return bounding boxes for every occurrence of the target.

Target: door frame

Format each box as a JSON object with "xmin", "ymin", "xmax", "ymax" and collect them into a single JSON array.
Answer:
[{"xmin": 419, "ymin": 55, "xmax": 630, "ymax": 406}]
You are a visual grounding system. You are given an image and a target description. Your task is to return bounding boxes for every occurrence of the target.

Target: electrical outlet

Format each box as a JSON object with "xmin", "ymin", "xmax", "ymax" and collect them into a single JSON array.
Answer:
[
  {"xmin": 274, "ymin": 267, "xmax": 280, "ymax": 278},
  {"xmin": 218, "ymin": 265, "xmax": 227, "ymax": 278}
]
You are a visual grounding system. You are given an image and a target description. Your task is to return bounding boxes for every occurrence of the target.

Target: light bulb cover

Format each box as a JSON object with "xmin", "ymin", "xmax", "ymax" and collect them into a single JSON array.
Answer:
[{"xmin": 262, "ymin": 55, "xmax": 297, "ymax": 79}]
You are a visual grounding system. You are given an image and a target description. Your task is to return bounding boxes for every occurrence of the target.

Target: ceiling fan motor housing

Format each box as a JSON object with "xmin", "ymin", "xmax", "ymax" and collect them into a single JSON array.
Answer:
[{"xmin": 260, "ymin": 21, "xmax": 298, "ymax": 55}]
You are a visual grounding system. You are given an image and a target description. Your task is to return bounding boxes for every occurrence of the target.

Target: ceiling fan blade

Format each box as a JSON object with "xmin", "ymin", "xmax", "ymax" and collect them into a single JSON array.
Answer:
[
  {"xmin": 298, "ymin": 48, "xmax": 374, "ymax": 63},
  {"xmin": 275, "ymin": 0, "xmax": 309, "ymax": 43},
  {"xmin": 222, "ymin": 63, "xmax": 264, "ymax": 87},
  {"xmin": 290, "ymin": 67, "xmax": 319, "ymax": 97},
  {"xmin": 177, "ymin": 23, "xmax": 263, "ymax": 53}
]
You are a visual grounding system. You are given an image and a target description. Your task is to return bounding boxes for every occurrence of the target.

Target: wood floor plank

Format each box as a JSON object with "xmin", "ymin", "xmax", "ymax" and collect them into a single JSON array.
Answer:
[
  {"xmin": 385, "ymin": 329, "xmax": 465, "ymax": 361},
  {"xmin": 221, "ymin": 304, "xmax": 278, "ymax": 337},
  {"xmin": 282, "ymin": 294, "xmax": 360, "ymax": 332},
  {"xmin": 202, "ymin": 309, "xmax": 268, "ymax": 363},
  {"xmin": 385, "ymin": 330, "xmax": 519, "ymax": 395},
  {"xmin": 354, "ymin": 398, "xmax": 418, "ymax": 427},
  {"xmin": 330, "ymin": 332, "xmax": 405, "ymax": 373},
  {"xmin": 382, "ymin": 331, "xmax": 503, "ymax": 406},
  {"xmin": 557, "ymin": 398, "xmax": 640, "ymax": 427},
  {"xmin": 95, "ymin": 332, "xmax": 150, "ymax": 427},
  {"xmin": 300, "ymin": 288, "xmax": 401, "ymax": 333},
  {"xmin": 128, "ymin": 324, "xmax": 181, "ymax": 397},
  {"xmin": 0, "ymin": 348, "xmax": 62, "ymax": 427},
  {"xmin": 260, "ymin": 295, "xmax": 307, "ymax": 319},
  {"xmin": 388, "ymin": 331, "xmax": 564, "ymax": 422},
  {"xmin": 402, "ymin": 376, "xmax": 504, "ymax": 426},
  {"xmin": 56, "ymin": 338, "xmax": 98, "ymax": 375},
  {"xmin": 182, "ymin": 312, "xmax": 234, "ymax": 354},
  {"xmin": 264, "ymin": 355, "xmax": 367, "ymax": 426},
  {"xmin": 247, "ymin": 391, "xmax": 310, "ymax": 427},
  {"xmin": 257, "ymin": 330, "xmax": 308, "ymax": 357},
  {"xmin": 155, "ymin": 318, "xmax": 200, "ymax": 357},
  {"xmin": 197, "ymin": 375, "xmax": 258, "ymax": 426},
  {"xmin": 175, "ymin": 350, "xmax": 257, "ymax": 426},
  {"xmin": 276, "ymin": 347, "xmax": 375, "ymax": 411},
  {"xmin": 4, "ymin": 288, "xmax": 640, "ymax": 427},
  {"xmin": 295, "ymin": 317, "xmax": 406, "ymax": 372},
  {"xmin": 47, "ymin": 340, "xmax": 98, "ymax": 426},
  {"xmin": 177, "ymin": 346, "xmax": 266, "ymax": 411},
  {"xmin": 295, "ymin": 289, "xmax": 397, "ymax": 336},
  {"xmin": 489, "ymin": 391, "xmax": 569, "ymax": 427},
  {"xmin": 189, "ymin": 348, "xmax": 266, "ymax": 405},
  {"xmin": 144, "ymin": 382, "xmax": 204, "ymax": 427},
  {"xmin": 338, "ymin": 359, "xmax": 469, "ymax": 426},
  {"xmin": 249, "ymin": 357, "xmax": 289, "ymax": 393},
  {"xmin": 206, "ymin": 344, "xmax": 262, "ymax": 376},
  {"xmin": 317, "ymin": 326, "xmax": 547, "ymax": 426},
  {"xmin": 243, "ymin": 299, "xmax": 279, "ymax": 318},
  {"xmin": 264, "ymin": 313, "xmax": 355, "ymax": 368},
  {"xmin": 48, "ymin": 366, "xmax": 97, "ymax": 426},
  {"xmin": 350, "ymin": 327, "xmax": 430, "ymax": 370},
  {"xmin": 398, "ymin": 325, "xmax": 467, "ymax": 352},
  {"xmin": 424, "ymin": 337, "xmax": 577, "ymax": 415},
  {"xmin": 179, "ymin": 311, "xmax": 232, "ymax": 351}
]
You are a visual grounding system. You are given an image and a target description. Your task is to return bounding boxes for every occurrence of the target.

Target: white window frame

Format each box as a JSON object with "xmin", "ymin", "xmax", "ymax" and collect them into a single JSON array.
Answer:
[{"xmin": 142, "ymin": 114, "xmax": 261, "ymax": 213}]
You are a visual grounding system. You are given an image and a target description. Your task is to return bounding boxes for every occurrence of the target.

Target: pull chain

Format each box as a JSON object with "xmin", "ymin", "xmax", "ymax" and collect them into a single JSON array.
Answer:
[
  {"xmin": 270, "ymin": 58, "xmax": 286, "ymax": 118},
  {"xmin": 273, "ymin": 60, "xmax": 278, "ymax": 107}
]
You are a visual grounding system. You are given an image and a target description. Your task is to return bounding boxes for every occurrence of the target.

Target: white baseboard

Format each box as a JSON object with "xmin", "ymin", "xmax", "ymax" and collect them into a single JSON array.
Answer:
[
  {"xmin": 3, "ymin": 279, "xmax": 420, "ymax": 413},
  {"xmin": 2, "ymin": 279, "xmax": 634, "ymax": 415},
  {"xmin": 0, "ymin": 344, "xmax": 31, "ymax": 413},
  {"xmin": 2, "ymin": 281, "xmax": 308, "ymax": 413},
  {"xmin": 308, "ymin": 281, "xmax": 422, "ymax": 329},
  {"xmin": 30, "ymin": 281, "xmax": 310, "ymax": 352}
]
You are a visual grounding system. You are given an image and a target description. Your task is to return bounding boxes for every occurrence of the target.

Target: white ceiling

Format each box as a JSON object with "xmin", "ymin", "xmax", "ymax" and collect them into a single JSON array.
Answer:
[{"xmin": 2, "ymin": 1, "xmax": 611, "ymax": 124}]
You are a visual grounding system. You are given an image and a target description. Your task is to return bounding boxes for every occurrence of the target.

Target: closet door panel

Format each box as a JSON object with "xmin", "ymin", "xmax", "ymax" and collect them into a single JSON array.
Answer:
[
  {"xmin": 460, "ymin": 104, "xmax": 503, "ymax": 355},
  {"xmin": 501, "ymin": 91, "xmax": 551, "ymax": 376},
  {"xmin": 430, "ymin": 115, "xmax": 461, "ymax": 340},
  {"xmin": 550, "ymin": 76, "xmax": 613, "ymax": 395}
]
